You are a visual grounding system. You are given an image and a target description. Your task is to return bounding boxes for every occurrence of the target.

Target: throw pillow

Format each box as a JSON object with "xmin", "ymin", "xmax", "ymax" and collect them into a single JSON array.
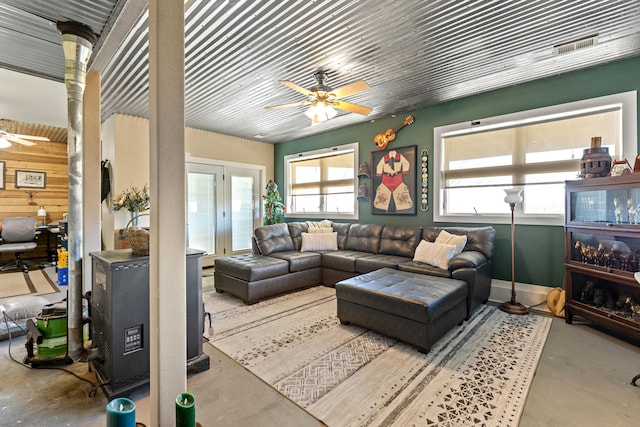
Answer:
[
  {"xmin": 413, "ymin": 240, "xmax": 457, "ymax": 270},
  {"xmin": 301, "ymin": 231, "xmax": 338, "ymax": 252},
  {"xmin": 307, "ymin": 227, "xmax": 334, "ymax": 234},
  {"xmin": 306, "ymin": 220, "xmax": 332, "ymax": 230},
  {"xmin": 435, "ymin": 230, "xmax": 467, "ymax": 254}
]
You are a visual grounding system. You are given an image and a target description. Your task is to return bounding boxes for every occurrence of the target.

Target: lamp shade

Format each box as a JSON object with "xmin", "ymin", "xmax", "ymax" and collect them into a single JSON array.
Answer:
[
  {"xmin": 37, "ymin": 206, "xmax": 47, "ymax": 217},
  {"xmin": 305, "ymin": 101, "xmax": 337, "ymax": 123},
  {"xmin": 503, "ymin": 188, "xmax": 523, "ymax": 205}
]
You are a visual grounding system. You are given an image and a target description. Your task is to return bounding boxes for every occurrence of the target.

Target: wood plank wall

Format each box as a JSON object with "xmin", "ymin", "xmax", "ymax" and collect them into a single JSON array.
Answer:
[{"xmin": 0, "ymin": 140, "xmax": 68, "ymax": 226}]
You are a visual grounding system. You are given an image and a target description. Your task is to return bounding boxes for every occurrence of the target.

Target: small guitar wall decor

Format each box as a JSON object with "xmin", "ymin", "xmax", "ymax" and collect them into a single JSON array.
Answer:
[{"xmin": 373, "ymin": 115, "xmax": 414, "ymax": 150}]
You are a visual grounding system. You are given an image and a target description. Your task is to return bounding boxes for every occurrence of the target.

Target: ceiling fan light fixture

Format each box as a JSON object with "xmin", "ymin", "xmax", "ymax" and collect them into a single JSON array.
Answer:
[
  {"xmin": 305, "ymin": 101, "xmax": 337, "ymax": 124},
  {"xmin": 0, "ymin": 137, "xmax": 11, "ymax": 148}
]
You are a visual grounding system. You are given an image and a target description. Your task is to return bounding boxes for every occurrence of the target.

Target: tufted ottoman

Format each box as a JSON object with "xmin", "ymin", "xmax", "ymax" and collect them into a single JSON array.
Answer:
[{"xmin": 335, "ymin": 268, "xmax": 468, "ymax": 353}]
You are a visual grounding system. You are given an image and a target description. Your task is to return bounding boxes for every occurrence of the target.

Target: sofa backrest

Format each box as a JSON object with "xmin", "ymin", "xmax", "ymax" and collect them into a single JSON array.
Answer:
[
  {"xmin": 287, "ymin": 222, "xmax": 309, "ymax": 251},
  {"xmin": 254, "ymin": 223, "xmax": 295, "ymax": 255},
  {"xmin": 345, "ymin": 223, "xmax": 384, "ymax": 253},
  {"xmin": 379, "ymin": 225, "xmax": 423, "ymax": 258},
  {"xmin": 422, "ymin": 226, "xmax": 496, "ymax": 259},
  {"xmin": 331, "ymin": 222, "xmax": 352, "ymax": 249}
]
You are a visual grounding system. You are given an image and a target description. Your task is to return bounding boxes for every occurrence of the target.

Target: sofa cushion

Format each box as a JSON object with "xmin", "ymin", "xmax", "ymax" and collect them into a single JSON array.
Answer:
[
  {"xmin": 397, "ymin": 260, "xmax": 452, "ymax": 278},
  {"xmin": 254, "ymin": 223, "xmax": 295, "ymax": 255},
  {"xmin": 379, "ymin": 225, "xmax": 422, "ymax": 258},
  {"xmin": 214, "ymin": 254, "xmax": 289, "ymax": 281},
  {"xmin": 301, "ymin": 232, "xmax": 338, "ymax": 251},
  {"xmin": 345, "ymin": 223, "xmax": 384, "ymax": 253},
  {"xmin": 355, "ymin": 254, "xmax": 412, "ymax": 273},
  {"xmin": 322, "ymin": 250, "xmax": 374, "ymax": 273},
  {"xmin": 269, "ymin": 251, "xmax": 322, "ymax": 272},
  {"xmin": 413, "ymin": 240, "xmax": 456, "ymax": 269},
  {"xmin": 331, "ymin": 222, "xmax": 352, "ymax": 249},
  {"xmin": 435, "ymin": 229, "xmax": 467, "ymax": 254}
]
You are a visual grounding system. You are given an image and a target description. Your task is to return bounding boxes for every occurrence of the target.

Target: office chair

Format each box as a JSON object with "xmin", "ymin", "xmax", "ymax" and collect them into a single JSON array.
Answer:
[{"xmin": 0, "ymin": 217, "xmax": 39, "ymax": 272}]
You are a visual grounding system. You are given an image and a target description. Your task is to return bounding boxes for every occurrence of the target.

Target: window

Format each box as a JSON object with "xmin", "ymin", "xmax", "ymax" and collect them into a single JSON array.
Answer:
[
  {"xmin": 434, "ymin": 91, "xmax": 637, "ymax": 225},
  {"xmin": 284, "ymin": 142, "xmax": 359, "ymax": 219}
]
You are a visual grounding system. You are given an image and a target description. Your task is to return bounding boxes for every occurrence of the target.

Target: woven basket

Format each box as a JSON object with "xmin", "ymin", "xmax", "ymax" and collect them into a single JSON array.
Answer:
[{"xmin": 126, "ymin": 213, "xmax": 150, "ymax": 256}]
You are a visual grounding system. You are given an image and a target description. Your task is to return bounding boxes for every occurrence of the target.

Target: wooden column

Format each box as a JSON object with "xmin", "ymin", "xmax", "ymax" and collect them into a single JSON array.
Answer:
[{"xmin": 148, "ymin": 0, "xmax": 187, "ymax": 425}]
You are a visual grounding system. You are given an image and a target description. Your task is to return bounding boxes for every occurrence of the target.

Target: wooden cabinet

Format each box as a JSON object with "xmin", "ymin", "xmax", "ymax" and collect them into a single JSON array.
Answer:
[{"xmin": 565, "ymin": 175, "xmax": 640, "ymax": 341}]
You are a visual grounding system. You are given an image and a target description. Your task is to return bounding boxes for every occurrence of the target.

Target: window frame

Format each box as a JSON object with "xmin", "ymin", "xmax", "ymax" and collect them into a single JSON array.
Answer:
[
  {"xmin": 284, "ymin": 142, "xmax": 359, "ymax": 220},
  {"xmin": 433, "ymin": 91, "xmax": 637, "ymax": 226}
]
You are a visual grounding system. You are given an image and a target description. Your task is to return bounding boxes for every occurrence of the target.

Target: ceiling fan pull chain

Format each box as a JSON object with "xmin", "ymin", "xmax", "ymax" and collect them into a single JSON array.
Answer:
[{"xmin": 420, "ymin": 149, "xmax": 429, "ymax": 212}]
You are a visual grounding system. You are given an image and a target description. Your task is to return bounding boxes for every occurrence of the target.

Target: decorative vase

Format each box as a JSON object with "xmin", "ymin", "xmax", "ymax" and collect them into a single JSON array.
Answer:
[{"xmin": 130, "ymin": 211, "xmax": 141, "ymax": 227}]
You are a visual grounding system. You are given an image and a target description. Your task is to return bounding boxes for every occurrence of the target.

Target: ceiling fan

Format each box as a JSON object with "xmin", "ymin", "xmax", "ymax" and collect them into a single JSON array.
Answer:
[
  {"xmin": 0, "ymin": 128, "xmax": 49, "ymax": 147},
  {"xmin": 266, "ymin": 72, "xmax": 372, "ymax": 125}
]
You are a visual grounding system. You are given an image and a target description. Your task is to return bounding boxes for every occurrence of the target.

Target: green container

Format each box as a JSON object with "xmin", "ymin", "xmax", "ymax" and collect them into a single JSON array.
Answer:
[{"xmin": 36, "ymin": 313, "xmax": 67, "ymax": 358}]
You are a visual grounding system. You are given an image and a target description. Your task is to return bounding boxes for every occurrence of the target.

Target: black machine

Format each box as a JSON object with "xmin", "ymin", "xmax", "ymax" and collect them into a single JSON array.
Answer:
[{"xmin": 89, "ymin": 249, "xmax": 209, "ymax": 399}]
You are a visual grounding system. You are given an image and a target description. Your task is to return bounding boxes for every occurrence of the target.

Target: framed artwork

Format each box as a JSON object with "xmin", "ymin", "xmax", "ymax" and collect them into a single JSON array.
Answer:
[
  {"xmin": 0, "ymin": 161, "xmax": 5, "ymax": 190},
  {"xmin": 15, "ymin": 169, "xmax": 46, "ymax": 189},
  {"xmin": 371, "ymin": 145, "xmax": 417, "ymax": 215}
]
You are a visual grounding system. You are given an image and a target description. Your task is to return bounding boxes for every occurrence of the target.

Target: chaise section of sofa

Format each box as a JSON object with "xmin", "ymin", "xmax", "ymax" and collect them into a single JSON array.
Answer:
[{"xmin": 214, "ymin": 223, "xmax": 321, "ymax": 303}]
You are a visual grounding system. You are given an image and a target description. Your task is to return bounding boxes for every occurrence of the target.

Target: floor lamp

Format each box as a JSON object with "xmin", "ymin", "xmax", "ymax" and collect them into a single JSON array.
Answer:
[{"xmin": 500, "ymin": 188, "xmax": 529, "ymax": 315}]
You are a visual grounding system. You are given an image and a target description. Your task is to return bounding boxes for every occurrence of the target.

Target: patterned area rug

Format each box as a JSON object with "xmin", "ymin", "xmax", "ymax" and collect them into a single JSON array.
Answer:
[{"xmin": 206, "ymin": 286, "xmax": 552, "ymax": 426}]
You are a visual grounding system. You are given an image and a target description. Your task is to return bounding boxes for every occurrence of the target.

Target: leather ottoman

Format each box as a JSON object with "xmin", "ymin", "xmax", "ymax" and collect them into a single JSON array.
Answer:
[{"xmin": 335, "ymin": 268, "xmax": 468, "ymax": 353}]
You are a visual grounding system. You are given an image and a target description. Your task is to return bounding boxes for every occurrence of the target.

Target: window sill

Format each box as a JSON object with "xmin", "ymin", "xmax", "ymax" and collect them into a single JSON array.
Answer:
[{"xmin": 434, "ymin": 213, "xmax": 564, "ymax": 226}]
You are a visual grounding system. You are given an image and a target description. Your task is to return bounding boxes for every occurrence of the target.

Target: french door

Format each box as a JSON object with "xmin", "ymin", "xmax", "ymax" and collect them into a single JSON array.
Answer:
[{"xmin": 186, "ymin": 162, "xmax": 261, "ymax": 266}]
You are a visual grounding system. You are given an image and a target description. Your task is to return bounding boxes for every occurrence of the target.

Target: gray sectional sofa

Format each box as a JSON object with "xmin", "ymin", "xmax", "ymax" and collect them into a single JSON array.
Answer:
[{"xmin": 214, "ymin": 221, "xmax": 496, "ymax": 319}]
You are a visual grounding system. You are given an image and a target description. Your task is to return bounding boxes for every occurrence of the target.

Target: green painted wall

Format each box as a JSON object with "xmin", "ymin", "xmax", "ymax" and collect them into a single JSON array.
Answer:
[{"xmin": 274, "ymin": 55, "xmax": 640, "ymax": 287}]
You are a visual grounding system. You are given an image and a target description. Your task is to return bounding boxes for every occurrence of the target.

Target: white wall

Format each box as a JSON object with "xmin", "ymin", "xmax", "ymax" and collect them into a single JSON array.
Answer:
[{"xmin": 102, "ymin": 113, "xmax": 274, "ymax": 248}]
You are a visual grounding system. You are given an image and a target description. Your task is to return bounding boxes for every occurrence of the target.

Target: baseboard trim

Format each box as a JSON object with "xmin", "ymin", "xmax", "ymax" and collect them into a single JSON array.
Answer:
[{"xmin": 489, "ymin": 279, "xmax": 556, "ymax": 315}]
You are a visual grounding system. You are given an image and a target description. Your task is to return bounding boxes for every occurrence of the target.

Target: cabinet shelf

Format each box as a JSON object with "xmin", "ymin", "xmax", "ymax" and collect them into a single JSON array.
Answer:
[{"xmin": 565, "ymin": 176, "xmax": 640, "ymax": 341}]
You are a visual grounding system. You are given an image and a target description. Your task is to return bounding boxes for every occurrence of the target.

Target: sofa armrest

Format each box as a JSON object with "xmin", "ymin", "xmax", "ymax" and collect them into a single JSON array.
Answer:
[
  {"xmin": 449, "ymin": 250, "xmax": 488, "ymax": 270},
  {"xmin": 451, "ymin": 259, "xmax": 492, "ymax": 319}
]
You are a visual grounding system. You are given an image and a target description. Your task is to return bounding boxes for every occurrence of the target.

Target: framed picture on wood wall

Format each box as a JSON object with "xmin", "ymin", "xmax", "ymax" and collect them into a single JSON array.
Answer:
[
  {"xmin": 15, "ymin": 169, "xmax": 46, "ymax": 189},
  {"xmin": 0, "ymin": 161, "xmax": 5, "ymax": 190},
  {"xmin": 371, "ymin": 145, "xmax": 417, "ymax": 215}
]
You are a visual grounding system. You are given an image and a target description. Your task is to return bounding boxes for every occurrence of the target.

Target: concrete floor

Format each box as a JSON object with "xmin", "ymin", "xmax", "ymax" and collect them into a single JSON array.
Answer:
[{"xmin": 0, "ymin": 282, "xmax": 639, "ymax": 426}]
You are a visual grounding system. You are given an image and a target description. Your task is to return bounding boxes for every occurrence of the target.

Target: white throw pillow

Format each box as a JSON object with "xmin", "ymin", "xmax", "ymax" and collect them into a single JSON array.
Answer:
[
  {"xmin": 306, "ymin": 220, "xmax": 332, "ymax": 230},
  {"xmin": 435, "ymin": 230, "xmax": 467, "ymax": 254},
  {"xmin": 301, "ymin": 231, "xmax": 338, "ymax": 252},
  {"xmin": 307, "ymin": 227, "xmax": 334, "ymax": 234},
  {"xmin": 413, "ymin": 240, "xmax": 457, "ymax": 269}
]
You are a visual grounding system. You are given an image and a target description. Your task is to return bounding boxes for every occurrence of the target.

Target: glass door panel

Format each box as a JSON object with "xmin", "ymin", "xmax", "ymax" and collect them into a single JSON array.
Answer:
[{"xmin": 226, "ymin": 166, "xmax": 261, "ymax": 255}]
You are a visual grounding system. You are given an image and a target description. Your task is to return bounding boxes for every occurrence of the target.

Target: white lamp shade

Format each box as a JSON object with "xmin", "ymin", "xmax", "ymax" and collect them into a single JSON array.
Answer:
[
  {"xmin": 305, "ymin": 101, "xmax": 337, "ymax": 123},
  {"xmin": 37, "ymin": 206, "xmax": 47, "ymax": 217},
  {"xmin": 503, "ymin": 188, "xmax": 523, "ymax": 205}
]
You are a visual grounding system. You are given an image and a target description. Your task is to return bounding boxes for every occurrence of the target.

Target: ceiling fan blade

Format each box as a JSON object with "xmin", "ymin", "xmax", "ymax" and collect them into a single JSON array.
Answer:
[
  {"xmin": 265, "ymin": 100, "xmax": 309, "ymax": 110},
  {"xmin": 8, "ymin": 136, "xmax": 37, "ymax": 146},
  {"xmin": 332, "ymin": 100, "xmax": 372, "ymax": 115},
  {"xmin": 280, "ymin": 80, "xmax": 313, "ymax": 96},
  {"xmin": 331, "ymin": 80, "xmax": 370, "ymax": 99},
  {"xmin": 12, "ymin": 133, "xmax": 49, "ymax": 141}
]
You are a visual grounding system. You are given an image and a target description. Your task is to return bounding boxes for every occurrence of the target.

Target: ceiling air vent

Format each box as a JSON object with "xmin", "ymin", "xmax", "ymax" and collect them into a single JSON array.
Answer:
[{"xmin": 554, "ymin": 34, "xmax": 598, "ymax": 55}]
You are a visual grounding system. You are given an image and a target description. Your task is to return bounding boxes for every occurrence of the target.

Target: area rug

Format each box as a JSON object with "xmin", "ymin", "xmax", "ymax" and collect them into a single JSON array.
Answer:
[
  {"xmin": 206, "ymin": 286, "xmax": 552, "ymax": 427},
  {"xmin": 0, "ymin": 268, "xmax": 60, "ymax": 299}
]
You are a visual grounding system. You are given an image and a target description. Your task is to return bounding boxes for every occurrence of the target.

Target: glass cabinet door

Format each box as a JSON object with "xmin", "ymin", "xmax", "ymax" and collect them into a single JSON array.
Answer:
[{"xmin": 567, "ymin": 175, "xmax": 640, "ymax": 225}]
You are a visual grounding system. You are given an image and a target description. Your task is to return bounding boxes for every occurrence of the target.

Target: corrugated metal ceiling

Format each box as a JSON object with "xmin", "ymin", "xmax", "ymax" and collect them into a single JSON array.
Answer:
[{"xmin": 1, "ymin": 0, "xmax": 639, "ymax": 143}]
